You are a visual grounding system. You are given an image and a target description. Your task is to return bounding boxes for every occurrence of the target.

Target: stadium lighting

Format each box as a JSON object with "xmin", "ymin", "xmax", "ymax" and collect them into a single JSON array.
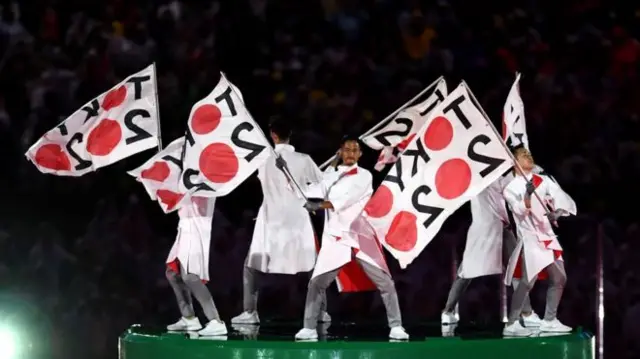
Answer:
[{"xmin": 0, "ymin": 325, "xmax": 17, "ymax": 359}]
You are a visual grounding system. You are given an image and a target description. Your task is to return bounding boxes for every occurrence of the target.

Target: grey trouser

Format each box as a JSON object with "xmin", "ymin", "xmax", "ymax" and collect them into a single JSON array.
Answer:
[
  {"xmin": 242, "ymin": 258, "xmax": 327, "ymax": 314},
  {"xmin": 166, "ymin": 265, "xmax": 220, "ymax": 321},
  {"xmin": 508, "ymin": 255, "xmax": 567, "ymax": 324},
  {"xmin": 444, "ymin": 226, "xmax": 533, "ymax": 314},
  {"xmin": 302, "ymin": 258, "xmax": 402, "ymax": 329}
]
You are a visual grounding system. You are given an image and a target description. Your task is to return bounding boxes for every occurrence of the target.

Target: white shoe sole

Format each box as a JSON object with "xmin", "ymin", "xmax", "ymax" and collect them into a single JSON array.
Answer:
[
  {"xmin": 539, "ymin": 328, "xmax": 572, "ymax": 333},
  {"xmin": 198, "ymin": 329, "xmax": 228, "ymax": 336},
  {"xmin": 231, "ymin": 317, "xmax": 260, "ymax": 324},
  {"xmin": 389, "ymin": 335, "xmax": 409, "ymax": 340},
  {"xmin": 168, "ymin": 325, "xmax": 202, "ymax": 332}
]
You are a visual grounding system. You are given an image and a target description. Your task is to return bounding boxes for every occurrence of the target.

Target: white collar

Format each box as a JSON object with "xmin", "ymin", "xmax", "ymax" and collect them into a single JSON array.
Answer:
[{"xmin": 274, "ymin": 143, "xmax": 294, "ymax": 152}]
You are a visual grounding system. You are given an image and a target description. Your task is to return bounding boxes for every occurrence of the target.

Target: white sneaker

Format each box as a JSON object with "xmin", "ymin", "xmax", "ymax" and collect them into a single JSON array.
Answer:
[
  {"xmin": 441, "ymin": 324, "xmax": 457, "ymax": 337},
  {"xmin": 441, "ymin": 311, "xmax": 459, "ymax": 325},
  {"xmin": 231, "ymin": 311, "xmax": 260, "ymax": 324},
  {"xmin": 539, "ymin": 318, "xmax": 572, "ymax": 333},
  {"xmin": 503, "ymin": 321, "xmax": 534, "ymax": 337},
  {"xmin": 294, "ymin": 328, "xmax": 318, "ymax": 340},
  {"xmin": 521, "ymin": 312, "xmax": 542, "ymax": 328},
  {"xmin": 319, "ymin": 311, "xmax": 332, "ymax": 323},
  {"xmin": 389, "ymin": 326, "xmax": 409, "ymax": 340},
  {"xmin": 167, "ymin": 317, "xmax": 202, "ymax": 331},
  {"xmin": 198, "ymin": 319, "xmax": 228, "ymax": 336}
]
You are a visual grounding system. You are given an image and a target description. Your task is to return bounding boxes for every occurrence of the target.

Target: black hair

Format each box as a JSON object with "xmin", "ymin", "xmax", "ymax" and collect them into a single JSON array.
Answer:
[
  {"xmin": 511, "ymin": 143, "xmax": 526, "ymax": 154},
  {"xmin": 340, "ymin": 134, "xmax": 362, "ymax": 148},
  {"xmin": 269, "ymin": 116, "xmax": 292, "ymax": 141}
]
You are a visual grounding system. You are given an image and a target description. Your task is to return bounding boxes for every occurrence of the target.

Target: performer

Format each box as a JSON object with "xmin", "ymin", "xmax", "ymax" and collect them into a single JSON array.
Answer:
[
  {"xmin": 165, "ymin": 196, "xmax": 227, "ymax": 336},
  {"xmin": 292, "ymin": 136, "xmax": 408, "ymax": 341},
  {"xmin": 441, "ymin": 172, "xmax": 542, "ymax": 328},
  {"xmin": 231, "ymin": 118, "xmax": 331, "ymax": 324},
  {"xmin": 502, "ymin": 147, "xmax": 575, "ymax": 336}
]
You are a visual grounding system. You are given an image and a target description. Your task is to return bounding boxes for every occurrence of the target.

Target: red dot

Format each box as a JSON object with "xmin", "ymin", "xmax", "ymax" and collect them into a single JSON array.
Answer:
[
  {"xmin": 423, "ymin": 116, "xmax": 453, "ymax": 151},
  {"xmin": 385, "ymin": 211, "xmax": 418, "ymax": 252},
  {"xmin": 87, "ymin": 119, "xmax": 123, "ymax": 156},
  {"xmin": 397, "ymin": 133, "xmax": 416, "ymax": 151},
  {"xmin": 34, "ymin": 144, "xmax": 71, "ymax": 171},
  {"xmin": 157, "ymin": 190, "xmax": 185, "ymax": 211},
  {"xmin": 191, "ymin": 105, "xmax": 222, "ymax": 135},
  {"xmin": 141, "ymin": 161, "xmax": 170, "ymax": 182},
  {"xmin": 102, "ymin": 86, "xmax": 128, "ymax": 111},
  {"xmin": 199, "ymin": 143, "xmax": 239, "ymax": 184},
  {"xmin": 365, "ymin": 185, "xmax": 394, "ymax": 218},
  {"xmin": 435, "ymin": 158, "xmax": 472, "ymax": 200}
]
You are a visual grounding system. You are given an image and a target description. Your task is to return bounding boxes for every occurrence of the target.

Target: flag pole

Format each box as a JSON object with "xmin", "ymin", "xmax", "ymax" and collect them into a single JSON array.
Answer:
[
  {"xmin": 462, "ymin": 81, "xmax": 551, "ymax": 216},
  {"xmin": 222, "ymin": 72, "xmax": 309, "ymax": 201},
  {"xmin": 152, "ymin": 63, "xmax": 163, "ymax": 151},
  {"xmin": 318, "ymin": 76, "xmax": 444, "ymax": 170}
]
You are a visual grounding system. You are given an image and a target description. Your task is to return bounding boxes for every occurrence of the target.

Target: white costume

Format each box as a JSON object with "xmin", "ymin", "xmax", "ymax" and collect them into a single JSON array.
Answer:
[
  {"xmin": 165, "ymin": 196, "xmax": 227, "ymax": 336},
  {"xmin": 503, "ymin": 173, "xmax": 576, "ymax": 285},
  {"xmin": 501, "ymin": 172, "xmax": 576, "ymax": 335},
  {"xmin": 247, "ymin": 143, "xmax": 323, "ymax": 274},
  {"xmin": 166, "ymin": 196, "xmax": 215, "ymax": 281},
  {"xmin": 458, "ymin": 172, "xmax": 514, "ymax": 279},
  {"xmin": 304, "ymin": 165, "xmax": 389, "ymax": 280},
  {"xmin": 233, "ymin": 143, "xmax": 327, "ymax": 324}
]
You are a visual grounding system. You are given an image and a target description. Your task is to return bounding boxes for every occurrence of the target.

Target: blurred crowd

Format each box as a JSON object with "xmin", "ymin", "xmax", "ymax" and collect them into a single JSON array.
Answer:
[{"xmin": 0, "ymin": 0, "xmax": 637, "ymax": 358}]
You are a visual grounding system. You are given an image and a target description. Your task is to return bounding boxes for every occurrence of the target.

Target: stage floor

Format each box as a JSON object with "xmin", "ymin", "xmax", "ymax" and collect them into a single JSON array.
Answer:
[{"xmin": 119, "ymin": 321, "xmax": 594, "ymax": 359}]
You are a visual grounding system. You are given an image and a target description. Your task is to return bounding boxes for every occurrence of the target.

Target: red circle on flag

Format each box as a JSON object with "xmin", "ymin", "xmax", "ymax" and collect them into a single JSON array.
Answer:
[
  {"xmin": 157, "ymin": 190, "xmax": 185, "ymax": 211},
  {"xmin": 141, "ymin": 161, "xmax": 170, "ymax": 182},
  {"xmin": 199, "ymin": 142, "xmax": 239, "ymax": 184},
  {"xmin": 102, "ymin": 86, "xmax": 128, "ymax": 111},
  {"xmin": 87, "ymin": 119, "xmax": 122, "ymax": 156},
  {"xmin": 424, "ymin": 116, "xmax": 453, "ymax": 151},
  {"xmin": 385, "ymin": 210, "xmax": 418, "ymax": 252},
  {"xmin": 365, "ymin": 185, "xmax": 394, "ymax": 218},
  {"xmin": 192, "ymin": 104, "xmax": 222, "ymax": 135},
  {"xmin": 34, "ymin": 144, "xmax": 71, "ymax": 171},
  {"xmin": 435, "ymin": 158, "xmax": 472, "ymax": 199}
]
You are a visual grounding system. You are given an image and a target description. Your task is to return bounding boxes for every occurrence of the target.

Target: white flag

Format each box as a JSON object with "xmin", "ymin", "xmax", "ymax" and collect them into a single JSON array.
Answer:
[
  {"xmin": 363, "ymin": 83, "xmax": 513, "ymax": 268},
  {"xmin": 502, "ymin": 73, "xmax": 529, "ymax": 149},
  {"xmin": 179, "ymin": 73, "xmax": 272, "ymax": 197},
  {"xmin": 26, "ymin": 64, "xmax": 159, "ymax": 176},
  {"xmin": 128, "ymin": 137, "xmax": 186, "ymax": 213},
  {"xmin": 363, "ymin": 78, "xmax": 448, "ymax": 170}
]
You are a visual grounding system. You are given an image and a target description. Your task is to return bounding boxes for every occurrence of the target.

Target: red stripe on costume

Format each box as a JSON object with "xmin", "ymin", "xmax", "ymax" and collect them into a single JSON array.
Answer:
[
  {"xmin": 512, "ymin": 250, "xmax": 563, "ymax": 281},
  {"xmin": 166, "ymin": 259, "xmax": 208, "ymax": 284},
  {"xmin": 333, "ymin": 235, "xmax": 376, "ymax": 292},
  {"xmin": 532, "ymin": 174, "xmax": 543, "ymax": 188},
  {"xmin": 336, "ymin": 249, "xmax": 377, "ymax": 292},
  {"xmin": 343, "ymin": 168, "xmax": 358, "ymax": 176}
]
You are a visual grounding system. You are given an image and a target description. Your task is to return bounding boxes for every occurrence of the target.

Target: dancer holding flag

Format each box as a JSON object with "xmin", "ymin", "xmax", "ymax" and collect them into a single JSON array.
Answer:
[
  {"xmin": 231, "ymin": 117, "xmax": 331, "ymax": 324},
  {"xmin": 129, "ymin": 139, "xmax": 227, "ymax": 336},
  {"xmin": 164, "ymin": 196, "xmax": 228, "ymax": 336},
  {"xmin": 502, "ymin": 147, "xmax": 576, "ymax": 336},
  {"xmin": 440, "ymin": 170, "xmax": 542, "ymax": 327},
  {"xmin": 291, "ymin": 136, "xmax": 408, "ymax": 341}
]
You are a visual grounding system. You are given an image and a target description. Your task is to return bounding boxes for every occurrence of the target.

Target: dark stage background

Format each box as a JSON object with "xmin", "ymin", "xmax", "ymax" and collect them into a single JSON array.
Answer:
[{"xmin": 0, "ymin": 0, "xmax": 634, "ymax": 358}]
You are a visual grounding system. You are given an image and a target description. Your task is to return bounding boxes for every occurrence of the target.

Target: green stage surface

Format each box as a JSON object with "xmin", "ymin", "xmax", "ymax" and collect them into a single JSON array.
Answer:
[{"xmin": 119, "ymin": 323, "xmax": 594, "ymax": 359}]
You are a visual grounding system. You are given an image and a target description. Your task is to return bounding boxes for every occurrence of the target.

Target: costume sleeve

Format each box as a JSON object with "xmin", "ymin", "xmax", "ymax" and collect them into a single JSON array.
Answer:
[
  {"xmin": 192, "ymin": 196, "xmax": 215, "ymax": 216},
  {"xmin": 303, "ymin": 155, "xmax": 324, "ymax": 184},
  {"xmin": 503, "ymin": 184, "xmax": 529, "ymax": 216},
  {"xmin": 545, "ymin": 176, "xmax": 577, "ymax": 215},
  {"xmin": 329, "ymin": 173, "xmax": 373, "ymax": 213}
]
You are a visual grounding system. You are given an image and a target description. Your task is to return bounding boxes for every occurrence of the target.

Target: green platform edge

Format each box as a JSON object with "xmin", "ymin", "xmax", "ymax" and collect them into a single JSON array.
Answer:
[{"xmin": 119, "ymin": 326, "xmax": 594, "ymax": 359}]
